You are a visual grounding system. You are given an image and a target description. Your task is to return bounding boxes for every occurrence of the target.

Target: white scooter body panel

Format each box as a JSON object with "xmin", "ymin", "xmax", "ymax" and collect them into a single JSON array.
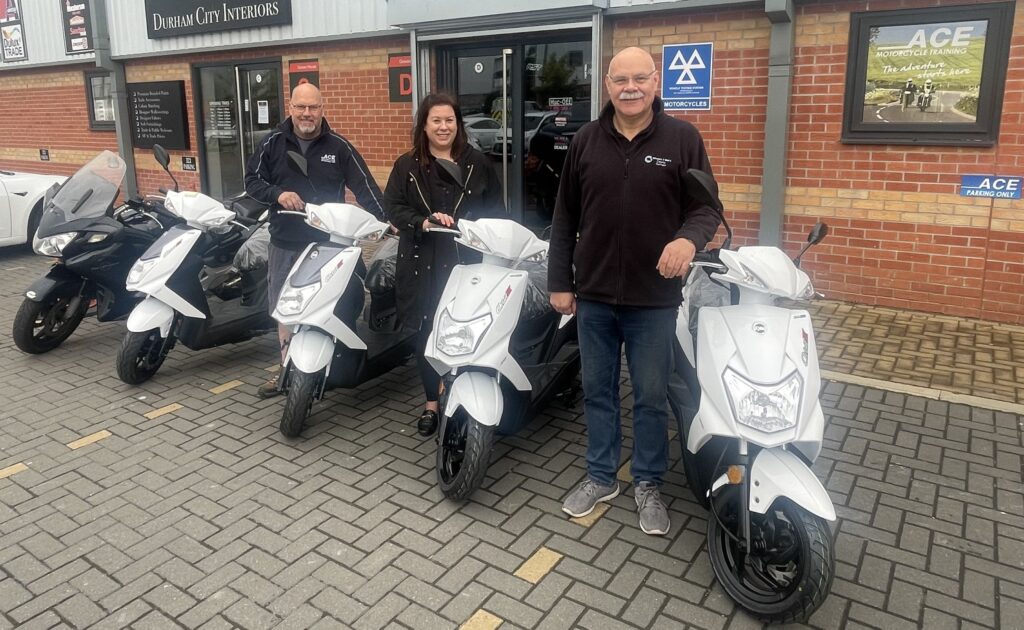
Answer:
[
  {"xmin": 126, "ymin": 296, "xmax": 175, "ymax": 337},
  {"xmin": 286, "ymin": 329, "xmax": 336, "ymax": 374},
  {"xmin": 716, "ymin": 247, "xmax": 812, "ymax": 300},
  {"xmin": 445, "ymin": 371, "xmax": 504, "ymax": 426},
  {"xmin": 126, "ymin": 228, "xmax": 206, "ymax": 320},
  {"xmin": 749, "ymin": 448, "xmax": 836, "ymax": 521},
  {"xmin": 688, "ymin": 303, "xmax": 823, "ymax": 456},
  {"xmin": 425, "ymin": 263, "xmax": 531, "ymax": 391},
  {"xmin": 273, "ymin": 244, "xmax": 366, "ymax": 351}
]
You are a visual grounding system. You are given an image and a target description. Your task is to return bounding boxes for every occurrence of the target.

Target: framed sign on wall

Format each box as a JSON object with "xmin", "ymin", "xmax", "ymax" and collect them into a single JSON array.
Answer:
[{"xmin": 841, "ymin": 2, "xmax": 1014, "ymax": 146}]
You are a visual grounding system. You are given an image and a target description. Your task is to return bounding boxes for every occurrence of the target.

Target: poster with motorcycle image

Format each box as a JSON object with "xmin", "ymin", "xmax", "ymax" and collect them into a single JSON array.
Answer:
[{"xmin": 861, "ymin": 20, "xmax": 987, "ymax": 124}]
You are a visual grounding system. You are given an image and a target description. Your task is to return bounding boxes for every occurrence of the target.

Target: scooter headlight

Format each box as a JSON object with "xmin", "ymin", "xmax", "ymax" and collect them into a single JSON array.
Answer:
[
  {"xmin": 460, "ymin": 227, "xmax": 492, "ymax": 254},
  {"xmin": 276, "ymin": 282, "xmax": 322, "ymax": 316},
  {"xmin": 723, "ymin": 369, "xmax": 802, "ymax": 433},
  {"xmin": 435, "ymin": 309, "xmax": 492, "ymax": 356},
  {"xmin": 34, "ymin": 232, "xmax": 78, "ymax": 257},
  {"xmin": 126, "ymin": 258, "xmax": 159, "ymax": 287}
]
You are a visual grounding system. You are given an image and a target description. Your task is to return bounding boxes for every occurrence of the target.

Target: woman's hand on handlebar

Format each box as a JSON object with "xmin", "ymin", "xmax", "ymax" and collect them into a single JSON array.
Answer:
[{"xmin": 423, "ymin": 212, "xmax": 455, "ymax": 232}]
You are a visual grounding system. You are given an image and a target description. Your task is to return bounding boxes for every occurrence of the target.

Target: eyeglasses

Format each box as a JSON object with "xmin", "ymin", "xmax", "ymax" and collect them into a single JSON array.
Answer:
[
  {"xmin": 291, "ymin": 103, "xmax": 322, "ymax": 112},
  {"xmin": 607, "ymin": 71, "xmax": 657, "ymax": 87}
]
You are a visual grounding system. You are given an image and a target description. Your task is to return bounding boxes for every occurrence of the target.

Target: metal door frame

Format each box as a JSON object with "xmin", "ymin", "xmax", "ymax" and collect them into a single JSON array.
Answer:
[{"xmin": 191, "ymin": 57, "xmax": 283, "ymax": 196}]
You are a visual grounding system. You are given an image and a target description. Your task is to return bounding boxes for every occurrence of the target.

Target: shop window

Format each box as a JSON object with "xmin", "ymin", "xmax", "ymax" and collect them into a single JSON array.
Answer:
[
  {"xmin": 86, "ymin": 71, "xmax": 115, "ymax": 131},
  {"xmin": 841, "ymin": 2, "xmax": 1014, "ymax": 146}
]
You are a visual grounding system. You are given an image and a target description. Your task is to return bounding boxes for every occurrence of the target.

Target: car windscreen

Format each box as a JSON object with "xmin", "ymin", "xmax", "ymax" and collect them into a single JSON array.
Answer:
[{"xmin": 44, "ymin": 150, "xmax": 126, "ymax": 224}]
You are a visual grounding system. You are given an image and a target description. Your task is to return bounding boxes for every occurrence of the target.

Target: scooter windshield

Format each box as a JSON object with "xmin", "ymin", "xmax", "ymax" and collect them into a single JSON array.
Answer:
[{"xmin": 39, "ymin": 150, "xmax": 126, "ymax": 229}]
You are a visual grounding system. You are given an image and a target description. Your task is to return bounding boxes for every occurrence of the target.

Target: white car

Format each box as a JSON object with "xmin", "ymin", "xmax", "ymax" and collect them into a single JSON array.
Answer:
[
  {"xmin": 0, "ymin": 167, "xmax": 67, "ymax": 247},
  {"xmin": 490, "ymin": 111, "xmax": 557, "ymax": 155},
  {"xmin": 464, "ymin": 115, "xmax": 503, "ymax": 152}
]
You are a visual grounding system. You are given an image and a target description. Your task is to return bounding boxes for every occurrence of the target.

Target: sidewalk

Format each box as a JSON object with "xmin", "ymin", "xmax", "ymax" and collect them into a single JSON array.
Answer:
[{"xmin": 810, "ymin": 299, "xmax": 1024, "ymax": 409}]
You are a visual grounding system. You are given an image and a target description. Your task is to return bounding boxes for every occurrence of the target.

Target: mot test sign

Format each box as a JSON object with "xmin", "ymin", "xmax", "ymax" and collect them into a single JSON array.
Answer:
[
  {"xmin": 661, "ymin": 42, "xmax": 713, "ymax": 111},
  {"xmin": 959, "ymin": 175, "xmax": 1022, "ymax": 199}
]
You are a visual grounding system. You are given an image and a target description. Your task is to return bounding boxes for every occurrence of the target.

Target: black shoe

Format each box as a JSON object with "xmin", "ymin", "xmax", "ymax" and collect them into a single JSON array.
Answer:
[{"xmin": 417, "ymin": 410, "xmax": 438, "ymax": 436}]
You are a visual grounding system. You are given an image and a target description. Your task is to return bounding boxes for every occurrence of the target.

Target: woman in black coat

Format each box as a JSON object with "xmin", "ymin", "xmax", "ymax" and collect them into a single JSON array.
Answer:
[{"xmin": 384, "ymin": 93, "xmax": 505, "ymax": 436}]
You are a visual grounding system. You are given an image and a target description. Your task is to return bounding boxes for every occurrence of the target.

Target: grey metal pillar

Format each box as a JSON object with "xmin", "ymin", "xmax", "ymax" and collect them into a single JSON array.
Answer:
[
  {"xmin": 759, "ymin": 0, "xmax": 795, "ymax": 247},
  {"xmin": 90, "ymin": 0, "xmax": 138, "ymax": 198}
]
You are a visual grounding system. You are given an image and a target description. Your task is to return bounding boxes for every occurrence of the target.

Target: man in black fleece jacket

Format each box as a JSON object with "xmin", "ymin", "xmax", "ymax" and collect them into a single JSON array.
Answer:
[
  {"xmin": 549, "ymin": 47, "xmax": 719, "ymax": 535},
  {"xmin": 245, "ymin": 83, "xmax": 385, "ymax": 398}
]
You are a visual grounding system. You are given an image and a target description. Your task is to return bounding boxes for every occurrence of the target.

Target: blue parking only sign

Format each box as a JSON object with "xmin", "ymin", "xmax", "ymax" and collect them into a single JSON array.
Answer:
[
  {"xmin": 661, "ymin": 43, "xmax": 713, "ymax": 111},
  {"xmin": 960, "ymin": 175, "xmax": 1022, "ymax": 199}
]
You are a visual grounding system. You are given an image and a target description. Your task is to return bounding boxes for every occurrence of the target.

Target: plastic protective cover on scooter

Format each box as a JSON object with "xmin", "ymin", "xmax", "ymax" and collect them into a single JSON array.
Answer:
[
  {"xmin": 748, "ymin": 447, "xmax": 836, "ymax": 521},
  {"xmin": 688, "ymin": 304, "xmax": 824, "ymax": 456},
  {"xmin": 164, "ymin": 191, "xmax": 236, "ymax": 229},
  {"xmin": 305, "ymin": 203, "xmax": 389, "ymax": 243},
  {"xmin": 455, "ymin": 218, "xmax": 548, "ymax": 263},
  {"xmin": 234, "ymin": 223, "xmax": 270, "ymax": 272},
  {"xmin": 444, "ymin": 371, "xmax": 504, "ymax": 427}
]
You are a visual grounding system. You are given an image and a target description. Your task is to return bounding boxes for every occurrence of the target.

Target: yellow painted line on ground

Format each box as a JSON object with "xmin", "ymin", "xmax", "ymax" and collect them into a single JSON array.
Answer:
[
  {"xmin": 67, "ymin": 430, "xmax": 111, "ymax": 450},
  {"xmin": 821, "ymin": 370, "xmax": 1024, "ymax": 415},
  {"xmin": 617, "ymin": 460, "xmax": 632, "ymax": 483},
  {"xmin": 144, "ymin": 403, "xmax": 183, "ymax": 420},
  {"xmin": 570, "ymin": 502, "xmax": 610, "ymax": 528},
  {"xmin": 460, "ymin": 610, "xmax": 503, "ymax": 630},
  {"xmin": 0, "ymin": 463, "xmax": 28, "ymax": 479},
  {"xmin": 514, "ymin": 547, "xmax": 563, "ymax": 584},
  {"xmin": 209, "ymin": 380, "xmax": 243, "ymax": 394}
]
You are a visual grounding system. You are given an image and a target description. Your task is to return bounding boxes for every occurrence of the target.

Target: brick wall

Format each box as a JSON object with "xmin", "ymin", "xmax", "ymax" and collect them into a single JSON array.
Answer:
[
  {"xmin": 612, "ymin": 0, "xmax": 1024, "ymax": 324},
  {"xmin": 0, "ymin": 64, "xmax": 119, "ymax": 176},
  {"xmin": 124, "ymin": 36, "xmax": 411, "ymax": 202}
]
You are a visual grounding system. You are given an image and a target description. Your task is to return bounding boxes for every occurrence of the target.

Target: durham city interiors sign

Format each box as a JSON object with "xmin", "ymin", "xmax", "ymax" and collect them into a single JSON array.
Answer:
[{"xmin": 144, "ymin": 0, "xmax": 292, "ymax": 39}]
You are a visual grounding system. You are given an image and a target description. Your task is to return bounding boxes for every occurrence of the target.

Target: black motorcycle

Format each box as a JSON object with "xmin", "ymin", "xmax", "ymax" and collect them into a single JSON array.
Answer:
[{"xmin": 13, "ymin": 150, "xmax": 181, "ymax": 354}]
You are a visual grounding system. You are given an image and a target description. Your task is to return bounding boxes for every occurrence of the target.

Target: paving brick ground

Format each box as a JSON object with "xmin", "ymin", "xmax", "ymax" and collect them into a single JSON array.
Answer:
[{"xmin": 0, "ymin": 246, "xmax": 1022, "ymax": 629}]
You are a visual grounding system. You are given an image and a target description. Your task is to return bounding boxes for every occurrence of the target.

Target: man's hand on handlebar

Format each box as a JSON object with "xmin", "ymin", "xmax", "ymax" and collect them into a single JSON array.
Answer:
[
  {"xmin": 422, "ymin": 212, "xmax": 455, "ymax": 232},
  {"xmin": 277, "ymin": 191, "xmax": 305, "ymax": 212}
]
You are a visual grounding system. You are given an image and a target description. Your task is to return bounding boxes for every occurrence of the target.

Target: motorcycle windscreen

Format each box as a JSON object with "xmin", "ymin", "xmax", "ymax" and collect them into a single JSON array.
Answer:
[{"xmin": 37, "ymin": 151, "xmax": 127, "ymax": 237}]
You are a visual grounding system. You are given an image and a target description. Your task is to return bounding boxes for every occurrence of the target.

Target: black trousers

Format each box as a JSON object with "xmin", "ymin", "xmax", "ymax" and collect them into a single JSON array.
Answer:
[{"xmin": 416, "ymin": 324, "xmax": 441, "ymax": 403}]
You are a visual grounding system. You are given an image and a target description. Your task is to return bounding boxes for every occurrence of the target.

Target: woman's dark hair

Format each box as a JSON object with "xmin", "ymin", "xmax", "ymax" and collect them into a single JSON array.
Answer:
[{"xmin": 410, "ymin": 93, "xmax": 468, "ymax": 163}]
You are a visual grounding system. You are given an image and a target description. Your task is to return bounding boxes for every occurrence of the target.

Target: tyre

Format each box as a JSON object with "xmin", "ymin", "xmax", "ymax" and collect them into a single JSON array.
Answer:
[
  {"xmin": 116, "ymin": 328, "xmax": 174, "ymax": 384},
  {"xmin": 436, "ymin": 408, "xmax": 495, "ymax": 500},
  {"xmin": 12, "ymin": 294, "xmax": 87, "ymax": 354},
  {"xmin": 280, "ymin": 368, "xmax": 323, "ymax": 437},
  {"xmin": 707, "ymin": 487, "xmax": 834, "ymax": 624}
]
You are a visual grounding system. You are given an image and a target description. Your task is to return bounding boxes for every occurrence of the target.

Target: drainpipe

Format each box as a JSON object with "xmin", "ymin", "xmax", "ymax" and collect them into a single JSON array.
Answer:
[
  {"xmin": 90, "ymin": 0, "xmax": 138, "ymax": 198},
  {"xmin": 759, "ymin": 0, "xmax": 794, "ymax": 247}
]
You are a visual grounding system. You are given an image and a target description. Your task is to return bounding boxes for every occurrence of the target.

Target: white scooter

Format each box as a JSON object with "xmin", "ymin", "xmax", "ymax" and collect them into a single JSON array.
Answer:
[
  {"xmin": 118, "ymin": 147, "xmax": 271, "ymax": 383},
  {"xmin": 424, "ymin": 161, "xmax": 580, "ymax": 501},
  {"xmin": 272, "ymin": 191, "xmax": 415, "ymax": 438},
  {"xmin": 669, "ymin": 169, "xmax": 835, "ymax": 624}
]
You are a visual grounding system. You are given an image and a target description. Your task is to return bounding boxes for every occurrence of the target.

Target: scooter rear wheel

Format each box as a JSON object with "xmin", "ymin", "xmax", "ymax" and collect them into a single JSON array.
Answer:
[
  {"xmin": 280, "ymin": 368, "xmax": 323, "ymax": 438},
  {"xmin": 437, "ymin": 409, "xmax": 494, "ymax": 500},
  {"xmin": 13, "ymin": 295, "xmax": 88, "ymax": 354},
  {"xmin": 117, "ymin": 328, "xmax": 174, "ymax": 384},
  {"xmin": 707, "ymin": 487, "xmax": 834, "ymax": 624}
]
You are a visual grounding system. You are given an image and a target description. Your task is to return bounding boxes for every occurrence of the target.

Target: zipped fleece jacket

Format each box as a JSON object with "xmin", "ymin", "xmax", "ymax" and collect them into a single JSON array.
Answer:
[
  {"xmin": 244, "ymin": 117, "xmax": 385, "ymax": 250},
  {"xmin": 548, "ymin": 99, "xmax": 720, "ymax": 308}
]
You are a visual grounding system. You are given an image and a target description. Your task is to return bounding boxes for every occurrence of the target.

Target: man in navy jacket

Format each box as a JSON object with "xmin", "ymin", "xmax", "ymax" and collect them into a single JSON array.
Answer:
[{"xmin": 245, "ymin": 83, "xmax": 385, "ymax": 398}]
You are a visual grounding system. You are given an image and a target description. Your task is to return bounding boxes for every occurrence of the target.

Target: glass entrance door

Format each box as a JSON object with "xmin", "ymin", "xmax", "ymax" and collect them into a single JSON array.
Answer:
[
  {"xmin": 196, "ymin": 61, "xmax": 282, "ymax": 200},
  {"xmin": 439, "ymin": 37, "xmax": 591, "ymax": 232}
]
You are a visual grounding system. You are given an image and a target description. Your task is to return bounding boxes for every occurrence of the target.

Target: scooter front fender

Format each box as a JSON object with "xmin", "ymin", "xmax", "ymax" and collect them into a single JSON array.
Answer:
[
  {"xmin": 24, "ymin": 265, "xmax": 82, "ymax": 302},
  {"xmin": 445, "ymin": 371, "xmax": 503, "ymax": 427},
  {"xmin": 749, "ymin": 448, "xmax": 836, "ymax": 521},
  {"xmin": 127, "ymin": 297, "xmax": 175, "ymax": 338},
  {"xmin": 286, "ymin": 329, "xmax": 336, "ymax": 375}
]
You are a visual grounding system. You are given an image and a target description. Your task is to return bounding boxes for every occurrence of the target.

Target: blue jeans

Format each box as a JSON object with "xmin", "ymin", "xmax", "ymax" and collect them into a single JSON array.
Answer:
[{"xmin": 576, "ymin": 299, "xmax": 677, "ymax": 486}]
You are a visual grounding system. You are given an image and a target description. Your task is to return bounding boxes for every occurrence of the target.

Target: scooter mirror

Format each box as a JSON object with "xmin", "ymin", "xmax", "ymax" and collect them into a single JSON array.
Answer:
[
  {"xmin": 435, "ymin": 159, "xmax": 466, "ymax": 191},
  {"xmin": 682, "ymin": 168, "xmax": 722, "ymax": 212},
  {"xmin": 808, "ymin": 222, "xmax": 829, "ymax": 245},
  {"xmin": 153, "ymin": 145, "xmax": 170, "ymax": 170},
  {"xmin": 287, "ymin": 151, "xmax": 309, "ymax": 177}
]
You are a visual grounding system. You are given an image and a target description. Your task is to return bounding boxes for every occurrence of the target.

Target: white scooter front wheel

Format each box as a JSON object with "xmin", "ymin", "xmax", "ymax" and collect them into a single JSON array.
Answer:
[{"xmin": 706, "ymin": 486, "xmax": 835, "ymax": 623}]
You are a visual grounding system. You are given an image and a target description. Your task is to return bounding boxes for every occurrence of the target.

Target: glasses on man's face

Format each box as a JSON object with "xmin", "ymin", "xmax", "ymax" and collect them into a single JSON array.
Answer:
[
  {"xmin": 291, "ymin": 103, "xmax": 322, "ymax": 113},
  {"xmin": 607, "ymin": 71, "xmax": 657, "ymax": 88}
]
